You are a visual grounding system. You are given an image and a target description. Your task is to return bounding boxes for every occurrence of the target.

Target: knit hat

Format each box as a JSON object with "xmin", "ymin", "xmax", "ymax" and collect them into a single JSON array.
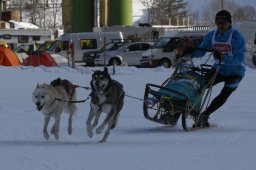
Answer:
[{"xmin": 215, "ymin": 10, "xmax": 232, "ymax": 23}]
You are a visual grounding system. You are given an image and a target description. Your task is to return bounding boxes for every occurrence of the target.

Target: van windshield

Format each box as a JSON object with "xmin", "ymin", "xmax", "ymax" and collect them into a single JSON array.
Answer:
[
  {"xmin": 154, "ymin": 37, "xmax": 171, "ymax": 48},
  {"xmin": 38, "ymin": 40, "xmax": 56, "ymax": 51},
  {"xmin": 47, "ymin": 40, "xmax": 69, "ymax": 52},
  {"xmin": 47, "ymin": 40, "xmax": 59, "ymax": 51}
]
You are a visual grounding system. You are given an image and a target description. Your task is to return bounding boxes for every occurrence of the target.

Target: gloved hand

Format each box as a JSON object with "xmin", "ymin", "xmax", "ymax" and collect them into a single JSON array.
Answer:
[{"xmin": 213, "ymin": 49, "xmax": 223, "ymax": 60}]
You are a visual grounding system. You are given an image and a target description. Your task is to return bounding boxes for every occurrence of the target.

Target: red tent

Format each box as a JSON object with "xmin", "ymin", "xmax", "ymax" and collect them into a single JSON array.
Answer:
[
  {"xmin": 0, "ymin": 47, "xmax": 21, "ymax": 66},
  {"xmin": 23, "ymin": 51, "xmax": 58, "ymax": 67}
]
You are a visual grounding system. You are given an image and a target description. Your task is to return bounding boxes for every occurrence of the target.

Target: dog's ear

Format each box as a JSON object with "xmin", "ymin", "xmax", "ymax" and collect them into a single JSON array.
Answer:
[
  {"xmin": 36, "ymin": 83, "xmax": 40, "ymax": 87},
  {"xmin": 90, "ymin": 79, "xmax": 95, "ymax": 91}
]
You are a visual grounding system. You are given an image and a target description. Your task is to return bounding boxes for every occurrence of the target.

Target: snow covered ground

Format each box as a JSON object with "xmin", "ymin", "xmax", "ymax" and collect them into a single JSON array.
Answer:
[{"xmin": 0, "ymin": 65, "xmax": 256, "ymax": 170}]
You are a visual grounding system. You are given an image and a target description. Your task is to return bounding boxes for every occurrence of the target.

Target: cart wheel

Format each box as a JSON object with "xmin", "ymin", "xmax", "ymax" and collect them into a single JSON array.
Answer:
[
  {"xmin": 182, "ymin": 111, "xmax": 188, "ymax": 131},
  {"xmin": 181, "ymin": 101, "xmax": 194, "ymax": 131}
]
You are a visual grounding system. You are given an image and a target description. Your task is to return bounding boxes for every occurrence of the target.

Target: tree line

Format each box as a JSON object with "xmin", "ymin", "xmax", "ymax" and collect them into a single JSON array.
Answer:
[
  {"xmin": 141, "ymin": 0, "xmax": 256, "ymax": 26},
  {"xmin": 5, "ymin": 0, "xmax": 256, "ymax": 28},
  {"xmin": 6, "ymin": 0, "xmax": 61, "ymax": 28}
]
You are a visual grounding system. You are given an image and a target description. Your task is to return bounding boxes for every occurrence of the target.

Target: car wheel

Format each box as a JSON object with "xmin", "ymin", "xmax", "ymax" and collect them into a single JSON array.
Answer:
[
  {"xmin": 160, "ymin": 59, "xmax": 171, "ymax": 68},
  {"xmin": 109, "ymin": 58, "xmax": 121, "ymax": 66}
]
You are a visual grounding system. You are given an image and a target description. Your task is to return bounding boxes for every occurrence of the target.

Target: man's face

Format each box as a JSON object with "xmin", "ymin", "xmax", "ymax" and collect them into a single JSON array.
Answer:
[{"xmin": 216, "ymin": 20, "xmax": 231, "ymax": 34}]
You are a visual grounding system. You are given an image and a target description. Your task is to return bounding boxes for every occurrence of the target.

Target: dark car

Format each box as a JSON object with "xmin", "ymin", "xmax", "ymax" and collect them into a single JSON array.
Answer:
[{"xmin": 83, "ymin": 41, "xmax": 127, "ymax": 66}]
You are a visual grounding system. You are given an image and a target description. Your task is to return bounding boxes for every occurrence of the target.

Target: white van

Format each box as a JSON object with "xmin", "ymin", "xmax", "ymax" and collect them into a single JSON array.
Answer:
[
  {"xmin": 46, "ymin": 32, "xmax": 123, "ymax": 63},
  {"xmin": 140, "ymin": 30, "xmax": 209, "ymax": 68}
]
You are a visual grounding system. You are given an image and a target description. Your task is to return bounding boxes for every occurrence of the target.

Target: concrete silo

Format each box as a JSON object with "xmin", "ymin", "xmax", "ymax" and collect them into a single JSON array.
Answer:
[
  {"xmin": 109, "ymin": 0, "xmax": 132, "ymax": 26},
  {"xmin": 62, "ymin": 0, "xmax": 133, "ymax": 32},
  {"xmin": 100, "ymin": 0, "xmax": 108, "ymax": 26},
  {"xmin": 72, "ymin": 0, "xmax": 94, "ymax": 32},
  {"xmin": 62, "ymin": 0, "xmax": 73, "ymax": 33}
]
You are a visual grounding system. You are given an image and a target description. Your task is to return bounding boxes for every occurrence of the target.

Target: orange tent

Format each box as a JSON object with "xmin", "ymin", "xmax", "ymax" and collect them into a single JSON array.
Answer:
[
  {"xmin": 0, "ymin": 47, "xmax": 21, "ymax": 66},
  {"xmin": 23, "ymin": 51, "xmax": 58, "ymax": 67}
]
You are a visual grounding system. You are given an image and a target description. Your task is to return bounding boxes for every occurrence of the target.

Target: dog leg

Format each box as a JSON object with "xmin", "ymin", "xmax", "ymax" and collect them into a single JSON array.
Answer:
[
  {"xmin": 86, "ymin": 110, "xmax": 96, "ymax": 138},
  {"xmin": 53, "ymin": 116, "xmax": 61, "ymax": 140},
  {"xmin": 68, "ymin": 102, "xmax": 77, "ymax": 135},
  {"xmin": 50, "ymin": 124, "xmax": 55, "ymax": 135},
  {"xmin": 43, "ymin": 115, "xmax": 51, "ymax": 140},
  {"xmin": 68, "ymin": 113, "xmax": 73, "ymax": 135},
  {"xmin": 91, "ymin": 111, "xmax": 101, "ymax": 129},
  {"xmin": 96, "ymin": 109, "xmax": 115, "ymax": 134},
  {"xmin": 99, "ymin": 119, "xmax": 113, "ymax": 143}
]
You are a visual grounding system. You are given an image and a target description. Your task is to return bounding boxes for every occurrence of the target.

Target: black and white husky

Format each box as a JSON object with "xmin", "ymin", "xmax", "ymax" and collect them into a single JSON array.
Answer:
[
  {"xmin": 32, "ymin": 78, "xmax": 77, "ymax": 140},
  {"xmin": 86, "ymin": 67, "xmax": 125, "ymax": 143}
]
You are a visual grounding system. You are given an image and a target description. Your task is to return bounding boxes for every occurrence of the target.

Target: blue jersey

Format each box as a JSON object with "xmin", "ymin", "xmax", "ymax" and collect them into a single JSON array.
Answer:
[{"xmin": 193, "ymin": 27, "xmax": 246, "ymax": 77}]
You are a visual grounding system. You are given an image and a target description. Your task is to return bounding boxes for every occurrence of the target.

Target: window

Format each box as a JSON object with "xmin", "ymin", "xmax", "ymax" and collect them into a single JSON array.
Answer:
[
  {"xmin": 3, "ymin": 34, "xmax": 11, "ymax": 39},
  {"xmin": 80, "ymin": 39, "xmax": 97, "ymax": 49},
  {"xmin": 18, "ymin": 36, "xmax": 29, "ymax": 43},
  {"xmin": 61, "ymin": 41, "xmax": 69, "ymax": 50},
  {"xmin": 164, "ymin": 38, "xmax": 181, "ymax": 52},
  {"xmin": 141, "ymin": 43, "xmax": 151, "ymax": 51},
  {"xmin": 127, "ymin": 44, "xmax": 140, "ymax": 51},
  {"xmin": 32, "ymin": 36, "xmax": 40, "ymax": 41}
]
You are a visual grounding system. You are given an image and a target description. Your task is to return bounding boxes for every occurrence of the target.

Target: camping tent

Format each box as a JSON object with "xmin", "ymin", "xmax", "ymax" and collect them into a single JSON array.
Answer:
[
  {"xmin": 0, "ymin": 47, "xmax": 21, "ymax": 66},
  {"xmin": 23, "ymin": 51, "xmax": 58, "ymax": 67}
]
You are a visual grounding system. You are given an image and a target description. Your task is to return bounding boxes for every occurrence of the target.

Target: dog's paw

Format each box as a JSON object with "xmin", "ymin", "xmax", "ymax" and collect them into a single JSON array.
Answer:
[
  {"xmin": 54, "ymin": 132, "xmax": 59, "ymax": 140},
  {"xmin": 99, "ymin": 139, "xmax": 106, "ymax": 143},
  {"xmin": 68, "ymin": 127, "xmax": 72, "ymax": 135},
  {"xmin": 96, "ymin": 126, "xmax": 104, "ymax": 134},
  {"xmin": 86, "ymin": 125, "xmax": 93, "ymax": 138},
  {"xmin": 43, "ymin": 132, "xmax": 50, "ymax": 140}
]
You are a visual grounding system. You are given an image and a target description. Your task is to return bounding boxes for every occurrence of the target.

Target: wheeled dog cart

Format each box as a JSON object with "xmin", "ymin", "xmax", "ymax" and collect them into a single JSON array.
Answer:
[{"xmin": 143, "ymin": 49, "xmax": 219, "ymax": 130}]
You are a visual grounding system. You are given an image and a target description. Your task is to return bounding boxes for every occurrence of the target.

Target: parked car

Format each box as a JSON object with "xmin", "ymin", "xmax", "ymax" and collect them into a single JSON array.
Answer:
[
  {"xmin": 83, "ymin": 41, "xmax": 127, "ymax": 66},
  {"xmin": 94, "ymin": 42, "xmax": 155, "ymax": 66},
  {"xmin": 13, "ymin": 43, "xmax": 36, "ymax": 63},
  {"xmin": 140, "ymin": 30, "xmax": 208, "ymax": 68}
]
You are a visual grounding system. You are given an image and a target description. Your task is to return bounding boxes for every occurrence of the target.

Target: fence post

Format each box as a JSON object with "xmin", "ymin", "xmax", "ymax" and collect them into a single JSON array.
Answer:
[{"xmin": 70, "ymin": 40, "xmax": 75, "ymax": 68}]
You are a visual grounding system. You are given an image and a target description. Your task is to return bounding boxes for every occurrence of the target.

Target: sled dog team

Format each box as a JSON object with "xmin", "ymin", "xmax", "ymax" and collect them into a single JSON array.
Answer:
[{"xmin": 32, "ymin": 67, "xmax": 125, "ymax": 143}]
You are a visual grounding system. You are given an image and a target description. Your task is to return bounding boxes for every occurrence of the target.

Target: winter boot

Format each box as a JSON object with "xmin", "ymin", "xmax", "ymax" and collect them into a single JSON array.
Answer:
[{"xmin": 194, "ymin": 113, "xmax": 210, "ymax": 127}]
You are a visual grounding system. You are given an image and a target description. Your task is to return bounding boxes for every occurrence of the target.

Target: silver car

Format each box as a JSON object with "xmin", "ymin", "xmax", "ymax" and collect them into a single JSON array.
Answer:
[{"xmin": 94, "ymin": 42, "xmax": 154, "ymax": 66}]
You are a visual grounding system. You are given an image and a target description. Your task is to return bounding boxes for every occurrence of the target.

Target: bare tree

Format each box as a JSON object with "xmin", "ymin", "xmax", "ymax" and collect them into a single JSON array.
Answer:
[
  {"xmin": 6, "ymin": 0, "xmax": 62, "ymax": 28},
  {"xmin": 140, "ymin": 0, "xmax": 158, "ymax": 24},
  {"xmin": 140, "ymin": 0, "xmax": 188, "ymax": 25},
  {"xmin": 233, "ymin": 5, "xmax": 256, "ymax": 22},
  {"xmin": 7, "ymin": 0, "xmax": 26, "ymax": 21},
  {"xmin": 189, "ymin": 10, "xmax": 200, "ymax": 25},
  {"xmin": 49, "ymin": 0, "xmax": 61, "ymax": 28},
  {"xmin": 200, "ymin": 6, "xmax": 213, "ymax": 25},
  {"xmin": 194, "ymin": 0, "xmax": 240, "ymax": 25},
  {"xmin": 24, "ymin": 1, "xmax": 42, "ymax": 26}
]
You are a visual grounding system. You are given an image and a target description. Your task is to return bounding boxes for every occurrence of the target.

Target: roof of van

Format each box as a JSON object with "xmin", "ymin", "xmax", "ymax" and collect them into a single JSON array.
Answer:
[
  {"xmin": 162, "ymin": 30, "xmax": 210, "ymax": 38},
  {"xmin": 56, "ymin": 32, "xmax": 123, "ymax": 40}
]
